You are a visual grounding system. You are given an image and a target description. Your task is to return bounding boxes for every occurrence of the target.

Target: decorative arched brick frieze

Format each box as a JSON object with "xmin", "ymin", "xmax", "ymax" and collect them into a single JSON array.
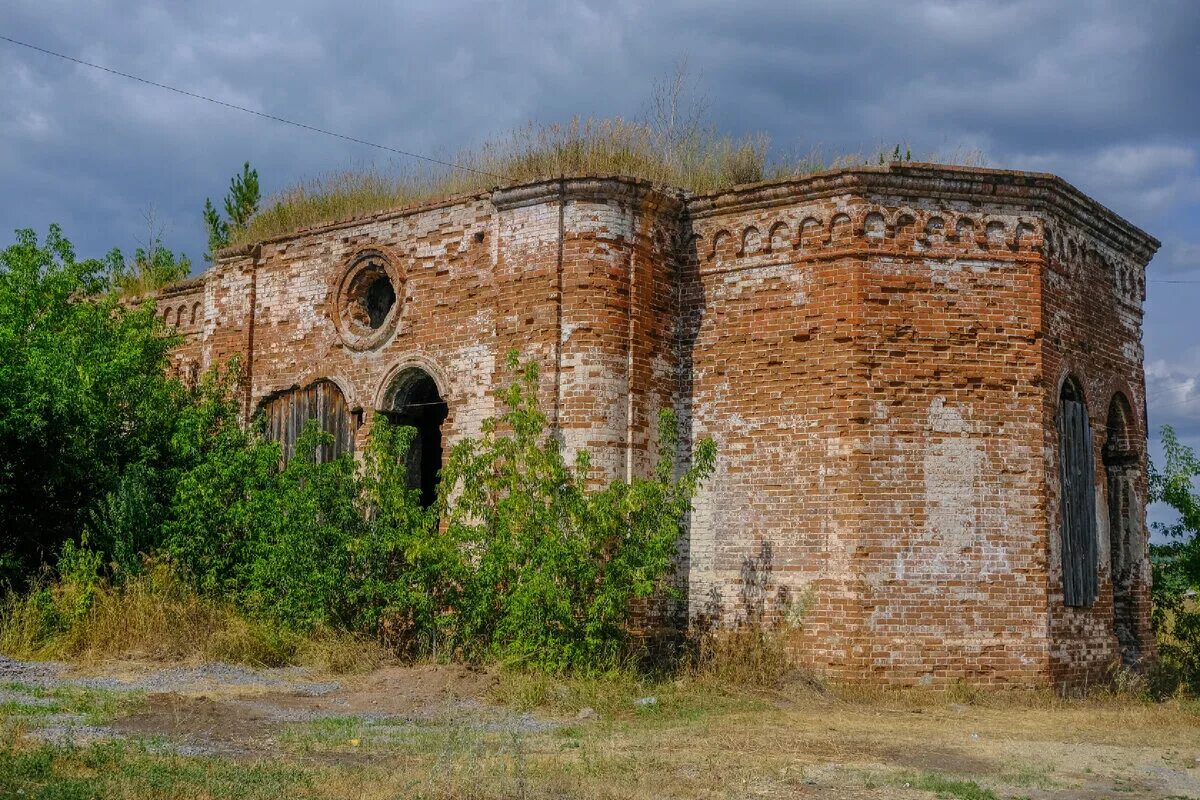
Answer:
[
  {"xmin": 797, "ymin": 216, "xmax": 824, "ymax": 251},
  {"xmin": 696, "ymin": 204, "xmax": 1068, "ymax": 267},
  {"xmin": 767, "ymin": 221, "xmax": 791, "ymax": 253},
  {"xmin": 1015, "ymin": 218, "xmax": 1042, "ymax": 252},
  {"xmin": 709, "ymin": 229, "xmax": 734, "ymax": 260},
  {"xmin": 739, "ymin": 226, "xmax": 762, "ymax": 257},
  {"xmin": 978, "ymin": 215, "xmax": 1013, "ymax": 251},
  {"xmin": 954, "ymin": 216, "xmax": 977, "ymax": 247},
  {"xmin": 829, "ymin": 213, "xmax": 853, "ymax": 246},
  {"xmin": 922, "ymin": 215, "xmax": 947, "ymax": 246},
  {"xmin": 864, "ymin": 211, "xmax": 887, "ymax": 240}
]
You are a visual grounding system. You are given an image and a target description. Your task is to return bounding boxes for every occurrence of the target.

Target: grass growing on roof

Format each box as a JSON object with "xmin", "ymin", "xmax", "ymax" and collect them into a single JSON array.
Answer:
[{"xmin": 231, "ymin": 117, "xmax": 982, "ymax": 247}]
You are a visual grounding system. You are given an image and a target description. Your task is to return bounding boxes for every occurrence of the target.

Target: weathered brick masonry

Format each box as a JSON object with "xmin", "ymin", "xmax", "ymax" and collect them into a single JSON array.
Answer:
[{"xmin": 156, "ymin": 164, "xmax": 1159, "ymax": 688}]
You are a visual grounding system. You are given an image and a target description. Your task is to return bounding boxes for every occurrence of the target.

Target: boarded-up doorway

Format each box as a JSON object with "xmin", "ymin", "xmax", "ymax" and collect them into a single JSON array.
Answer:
[
  {"xmin": 260, "ymin": 379, "xmax": 354, "ymax": 463},
  {"xmin": 1058, "ymin": 377, "xmax": 1097, "ymax": 607}
]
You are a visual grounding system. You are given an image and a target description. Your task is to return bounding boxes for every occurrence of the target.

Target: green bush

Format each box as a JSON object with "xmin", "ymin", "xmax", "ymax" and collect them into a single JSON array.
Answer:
[
  {"xmin": 0, "ymin": 226, "xmax": 180, "ymax": 584},
  {"xmin": 1150, "ymin": 425, "xmax": 1200, "ymax": 693},
  {"xmin": 436, "ymin": 354, "xmax": 716, "ymax": 671},
  {"xmin": 157, "ymin": 354, "xmax": 714, "ymax": 672},
  {"xmin": 0, "ymin": 224, "xmax": 717, "ymax": 673}
]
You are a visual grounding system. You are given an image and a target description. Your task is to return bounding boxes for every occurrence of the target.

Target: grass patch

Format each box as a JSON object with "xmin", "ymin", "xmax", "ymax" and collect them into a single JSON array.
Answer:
[
  {"xmin": 493, "ymin": 666, "xmax": 772, "ymax": 725},
  {"xmin": 888, "ymin": 771, "xmax": 1000, "ymax": 800},
  {"xmin": 231, "ymin": 116, "xmax": 985, "ymax": 248},
  {"xmin": 0, "ymin": 729, "xmax": 316, "ymax": 800},
  {"xmin": 998, "ymin": 762, "xmax": 1057, "ymax": 790},
  {"xmin": 279, "ymin": 716, "xmax": 371, "ymax": 753},
  {"xmin": 0, "ymin": 562, "xmax": 385, "ymax": 675},
  {"xmin": 2, "ymin": 676, "xmax": 1198, "ymax": 799},
  {"xmin": 0, "ymin": 682, "xmax": 144, "ymax": 726}
]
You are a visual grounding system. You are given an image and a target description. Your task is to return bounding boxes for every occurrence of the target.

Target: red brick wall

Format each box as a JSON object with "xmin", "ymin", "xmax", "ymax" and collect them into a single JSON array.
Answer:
[
  {"xmin": 156, "ymin": 166, "xmax": 1157, "ymax": 687},
  {"xmin": 1041, "ymin": 209, "xmax": 1156, "ymax": 689}
]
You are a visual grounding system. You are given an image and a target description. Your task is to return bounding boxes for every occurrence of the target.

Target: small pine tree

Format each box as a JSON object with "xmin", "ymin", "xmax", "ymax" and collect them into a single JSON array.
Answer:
[
  {"xmin": 204, "ymin": 162, "xmax": 260, "ymax": 261},
  {"xmin": 203, "ymin": 199, "xmax": 228, "ymax": 261}
]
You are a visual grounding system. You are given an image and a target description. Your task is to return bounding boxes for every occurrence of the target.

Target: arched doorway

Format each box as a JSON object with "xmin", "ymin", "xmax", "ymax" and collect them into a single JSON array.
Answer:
[
  {"xmin": 379, "ymin": 367, "xmax": 447, "ymax": 507},
  {"xmin": 1103, "ymin": 393, "xmax": 1141, "ymax": 665}
]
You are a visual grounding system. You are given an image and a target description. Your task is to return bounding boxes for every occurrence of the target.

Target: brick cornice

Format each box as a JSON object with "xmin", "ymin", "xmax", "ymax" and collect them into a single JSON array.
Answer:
[
  {"xmin": 685, "ymin": 164, "xmax": 1160, "ymax": 266},
  {"xmin": 490, "ymin": 175, "xmax": 686, "ymax": 215}
]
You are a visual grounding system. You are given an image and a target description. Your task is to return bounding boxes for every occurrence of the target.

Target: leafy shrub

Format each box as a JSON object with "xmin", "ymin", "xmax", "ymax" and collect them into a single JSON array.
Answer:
[
  {"xmin": 156, "ymin": 352, "xmax": 713, "ymax": 673},
  {"xmin": 1149, "ymin": 425, "xmax": 1200, "ymax": 694},
  {"xmin": 1, "ymin": 228, "xmax": 716, "ymax": 677},
  {"xmin": 0, "ymin": 226, "xmax": 180, "ymax": 584},
  {"xmin": 161, "ymin": 359, "xmax": 280, "ymax": 597},
  {"xmin": 435, "ymin": 354, "xmax": 716, "ymax": 671}
]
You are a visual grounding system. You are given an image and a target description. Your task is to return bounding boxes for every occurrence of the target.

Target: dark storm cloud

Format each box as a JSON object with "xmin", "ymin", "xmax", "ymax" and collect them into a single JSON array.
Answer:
[{"xmin": 3, "ymin": 0, "xmax": 1199, "ymax": 443}]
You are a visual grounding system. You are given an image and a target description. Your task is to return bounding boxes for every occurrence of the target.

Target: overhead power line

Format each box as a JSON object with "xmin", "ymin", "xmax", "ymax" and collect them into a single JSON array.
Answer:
[{"xmin": 0, "ymin": 33, "xmax": 508, "ymax": 181}]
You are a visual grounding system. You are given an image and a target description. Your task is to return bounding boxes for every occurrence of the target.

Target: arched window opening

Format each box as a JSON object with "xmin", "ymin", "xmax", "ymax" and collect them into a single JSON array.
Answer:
[
  {"xmin": 380, "ymin": 368, "xmax": 447, "ymax": 508},
  {"xmin": 1058, "ymin": 376, "xmax": 1098, "ymax": 607},
  {"xmin": 259, "ymin": 379, "xmax": 354, "ymax": 464},
  {"xmin": 1104, "ymin": 393, "xmax": 1142, "ymax": 664}
]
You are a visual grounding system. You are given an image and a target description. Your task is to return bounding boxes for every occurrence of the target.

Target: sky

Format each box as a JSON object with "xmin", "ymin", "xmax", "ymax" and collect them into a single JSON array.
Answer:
[{"xmin": 2, "ymin": 0, "xmax": 1198, "ymax": 522}]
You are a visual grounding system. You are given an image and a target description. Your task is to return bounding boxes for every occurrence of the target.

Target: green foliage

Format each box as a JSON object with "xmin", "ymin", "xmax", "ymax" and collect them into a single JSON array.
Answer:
[
  {"xmin": 155, "ymin": 353, "xmax": 713, "ymax": 672},
  {"xmin": 0, "ymin": 226, "xmax": 713, "ymax": 675},
  {"xmin": 350, "ymin": 420, "xmax": 448, "ymax": 653},
  {"xmin": 236, "ymin": 422, "xmax": 365, "ymax": 629},
  {"xmin": 203, "ymin": 197, "xmax": 228, "ymax": 258},
  {"xmin": 160, "ymin": 376, "xmax": 436, "ymax": 638},
  {"xmin": 0, "ymin": 225, "xmax": 180, "ymax": 585},
  {"xmin": 1150, "ymin": 425, "xmax": 1200, "ymax": 691},
  {"xmin": 161, "ymin": 360, "xmax": 282, "ymax": 598},
  {"xmin": 204, "ymin": 162, "xmax": 260, "ymax": 260},
  {"xmin": 436, "ymin": 352, "xmax": 716, "ymax": 671}
]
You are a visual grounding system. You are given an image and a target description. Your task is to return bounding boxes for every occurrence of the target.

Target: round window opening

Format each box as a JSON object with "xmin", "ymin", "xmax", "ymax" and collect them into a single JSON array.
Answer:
[
  {"xmin": 362, "ymin": 273, "xmax": 396, "ymax": 328},
  {"xmin": 336, "ymin": 253, "xmax": 403, "ymax": 350}
]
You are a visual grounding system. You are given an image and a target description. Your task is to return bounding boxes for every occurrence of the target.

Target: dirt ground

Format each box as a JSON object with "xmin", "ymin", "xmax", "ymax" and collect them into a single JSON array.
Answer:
[{"xmin": 2, "ymin": 656, "xmax": 1199, "ymax": 799}]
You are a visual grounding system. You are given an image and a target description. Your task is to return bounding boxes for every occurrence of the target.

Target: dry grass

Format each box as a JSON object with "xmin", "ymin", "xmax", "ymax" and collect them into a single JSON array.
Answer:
[
  {"xmin": 0, "ymin": 562, "xmax": 383, "ymax": 674},
  {"xmin": 231, "ymin": 117, "xmax": 976, "ymax": 248},
  {"xmin": 693, "ymin": 624, "xmax": 797, "ymax": 688},
  {"xmin": 3, "ymin": 657, "xmax": 1198, "ymax": 799}
]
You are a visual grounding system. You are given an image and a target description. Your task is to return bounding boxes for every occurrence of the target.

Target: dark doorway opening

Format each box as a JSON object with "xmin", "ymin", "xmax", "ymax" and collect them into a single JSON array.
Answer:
[
  {"xmin": 1104, "ymin": 393, "xmax": 1141, "ymax": 666},
  {"xmin": 381, "ymin": 368, "xmax": 447, "ymax": 507}
]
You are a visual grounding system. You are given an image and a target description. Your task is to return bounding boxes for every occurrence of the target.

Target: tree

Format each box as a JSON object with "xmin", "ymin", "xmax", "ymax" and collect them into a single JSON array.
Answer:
[
  {"xmin": 204, "ymin": 162, "xmax": 260, "ymax": 261},
  {"xmin": 1149, "ymin": 425, "xmax": 1200, "ymax": 690},
  {"xmin": 0, "ymin": 226, "xmax": 180, "ymax": 584}
]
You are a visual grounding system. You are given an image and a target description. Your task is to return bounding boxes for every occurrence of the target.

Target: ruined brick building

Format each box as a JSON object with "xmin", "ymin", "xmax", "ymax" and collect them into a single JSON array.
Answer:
[{"xmin": 155, "ymin": 164, "xmax": 1159, "ymax": 688}]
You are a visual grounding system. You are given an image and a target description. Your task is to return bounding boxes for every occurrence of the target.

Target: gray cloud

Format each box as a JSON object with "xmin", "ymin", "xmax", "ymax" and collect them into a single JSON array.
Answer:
[{"xmin": 3, "ymin": 0, "xmax": 1200, "ymax": 455}]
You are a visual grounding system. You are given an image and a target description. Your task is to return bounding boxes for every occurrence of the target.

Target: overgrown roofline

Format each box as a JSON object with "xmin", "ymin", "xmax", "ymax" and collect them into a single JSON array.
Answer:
[{"xmin": 207, "ymin": 163, "xmax": 1158, "ymax": 266}]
